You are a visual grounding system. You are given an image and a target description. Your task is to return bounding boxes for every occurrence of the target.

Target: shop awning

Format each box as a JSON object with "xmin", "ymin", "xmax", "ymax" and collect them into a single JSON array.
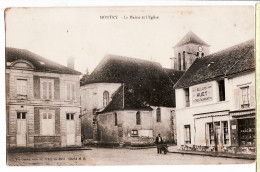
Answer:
[
  {"xmin": 230, "ymin": 109, "xmax": 255, "ymax": 118},
  {"xmin": 193, "ymin": 110, "xmax": 229, "ymax": 119}
]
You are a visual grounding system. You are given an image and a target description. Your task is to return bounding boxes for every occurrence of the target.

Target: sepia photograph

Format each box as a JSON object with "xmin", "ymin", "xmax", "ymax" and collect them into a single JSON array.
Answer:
[{"xmin": 4, "ymin": 5, "xmax": 256, "ymax": 166}]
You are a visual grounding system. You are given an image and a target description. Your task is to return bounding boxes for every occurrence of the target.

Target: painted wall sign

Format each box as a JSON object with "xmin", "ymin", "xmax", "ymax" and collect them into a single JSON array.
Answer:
[{"xmin": 192, "ymin": 83, "xmax": 213, "ymax": 104}]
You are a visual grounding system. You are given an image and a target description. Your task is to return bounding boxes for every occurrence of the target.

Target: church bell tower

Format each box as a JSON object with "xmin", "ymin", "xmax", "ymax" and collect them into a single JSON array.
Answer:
[{"xmin": 171, "ymin": 31, "xmax": 210, "ymax": 71}]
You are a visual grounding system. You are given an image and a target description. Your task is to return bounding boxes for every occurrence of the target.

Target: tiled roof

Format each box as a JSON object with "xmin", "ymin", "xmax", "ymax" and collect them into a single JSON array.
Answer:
[
  {"xmin": 82, "ymin": 54, "xmax": 184, "ymax": 113},
  {"xmin": 6, "ymin": 47, "xmax": 81, "ymax": 75},
  {"xmin": 174, "ymin": 39, "xmax": 255, "ymax": 89},
  {"xmin": 174, "ymin": 31, "xmax": 209, "ymax": 48}
]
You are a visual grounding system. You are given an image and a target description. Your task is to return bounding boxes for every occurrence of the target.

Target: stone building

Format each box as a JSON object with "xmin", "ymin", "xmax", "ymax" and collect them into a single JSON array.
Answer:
[
  {"xmin": 6, "ymin": 47, "xmax": 82, "ymax": 148},
  {"xmin": 174, "ymin": 40, "xmax": 255, "ymax": 153},
  {"xmin": 80, "ymin": 54, "xmax": 184, "ymax": 146},
  {"xmin": 171, "ymin": 31, "xmax": 210, "ymax": 71}
]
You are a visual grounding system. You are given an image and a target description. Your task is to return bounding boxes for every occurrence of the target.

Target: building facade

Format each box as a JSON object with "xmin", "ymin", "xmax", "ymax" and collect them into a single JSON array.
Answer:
[
  {"xmin": 174, "ymin": 40, "xmax": 255, "ymax": 153},
  {"xmin": 6, "ymin": 47, "xmax": 82, "ymax": 148},
  {"xmin": 80, "ymin": 54, "xmax": 184, "ymax": 146}
]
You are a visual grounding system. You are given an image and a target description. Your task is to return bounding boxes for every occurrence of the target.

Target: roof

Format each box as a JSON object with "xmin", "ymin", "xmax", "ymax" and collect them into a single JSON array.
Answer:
[
  {"xmin": 174, "ymin": 39, "xmax": 255, "ymax": 89},
  {"xmin": 81, "ymin": 54, "xmax": 184, "ymax": 113},
  {"xmin": 6, "ymin": 47, "xmax": 81, "ymax": 75},
  {"xmin": 174, "ymin": 31, "xmax": 209, "ymax": 48}
]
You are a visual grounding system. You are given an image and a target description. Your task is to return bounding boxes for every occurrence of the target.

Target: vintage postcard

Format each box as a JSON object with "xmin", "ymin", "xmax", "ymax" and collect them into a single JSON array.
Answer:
[{"xmin": 5, "ymin": 5, "xmax": 256, "ymax": 166}]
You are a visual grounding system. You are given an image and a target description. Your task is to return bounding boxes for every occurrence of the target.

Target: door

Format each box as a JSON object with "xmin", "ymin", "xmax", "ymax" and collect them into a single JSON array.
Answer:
[
  {"xmin": 17, "ymin": 112, "xmax": 27, "ymax": 146},
  {"xmin": 66, "ymin": 113, "xmax": 75, "ymax": 146}
]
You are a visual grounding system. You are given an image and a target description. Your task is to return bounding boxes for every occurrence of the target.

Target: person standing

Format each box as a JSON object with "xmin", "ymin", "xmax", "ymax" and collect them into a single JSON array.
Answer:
[{"xmin": 155, "ymin": 133, "xmax": 163, "ymax": 154}]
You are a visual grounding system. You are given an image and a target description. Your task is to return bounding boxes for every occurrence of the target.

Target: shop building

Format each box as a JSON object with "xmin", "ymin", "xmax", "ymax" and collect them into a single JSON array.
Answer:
[
  {"xmin": 80, "ymin": 54, "xmax": 184, "ymax": 146},
  {"xmin": 6, "ymin": 48, "xmax": 82, "ymax": 148},
  {"xmin": 174, "ymin": 40, "xmax": 255, "ymax": 152}
]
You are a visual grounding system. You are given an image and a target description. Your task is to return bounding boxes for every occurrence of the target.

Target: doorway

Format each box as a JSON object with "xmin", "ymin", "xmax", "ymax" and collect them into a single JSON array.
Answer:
[
  {"xmin": 16, "ymin": 112, "xmax": 27, "ymax": 146},
  {"xmin": 66, "ymin": 113, "xmax": 75, "ymax": 146}
]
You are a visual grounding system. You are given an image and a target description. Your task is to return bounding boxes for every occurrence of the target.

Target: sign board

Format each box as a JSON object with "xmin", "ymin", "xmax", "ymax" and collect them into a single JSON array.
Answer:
[{"xmin": 192, "ymin": 83, "xmax": 213, "ymax": 104}]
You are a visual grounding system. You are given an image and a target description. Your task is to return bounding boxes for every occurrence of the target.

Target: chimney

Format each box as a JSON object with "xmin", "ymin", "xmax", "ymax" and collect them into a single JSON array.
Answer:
[{"xmin": 67, "ymin": 57, "xmax": 74, "ymax": 70}]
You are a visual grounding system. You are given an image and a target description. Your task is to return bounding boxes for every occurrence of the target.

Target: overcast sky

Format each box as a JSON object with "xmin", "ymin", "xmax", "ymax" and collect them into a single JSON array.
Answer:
[{"xmin": 5, "ymin": 6, "xmax": 254, "ymax": 74}]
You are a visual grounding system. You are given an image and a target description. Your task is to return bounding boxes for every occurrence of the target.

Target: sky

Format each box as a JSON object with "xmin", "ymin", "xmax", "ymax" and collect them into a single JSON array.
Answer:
[{"xmin": 5, "ymin": 6, "xmax": 255, "ymax": 74}]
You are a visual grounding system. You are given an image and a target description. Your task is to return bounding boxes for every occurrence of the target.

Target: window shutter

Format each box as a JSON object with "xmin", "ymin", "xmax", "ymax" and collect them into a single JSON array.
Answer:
[
  {"xmin": 33, "ymin": 76, "xmax": 40, "ymax": 99},
  {"xmin": 48, "ymin": 82, "xmax": 52, "ymax": 99},
  {"xmin": 42, "ymin": 82, "xmax": 47, "ymax": 99},
  {"xmin": 249, "ymin": 85, "xmax": 255, "ymax": 108},
  {"xmin": 72, "ymin": 85, "xmax": 76, "ymax": 100},
  {"xmin": 67, "ymin": 84, "xmax": 70, "ymax": 100}
]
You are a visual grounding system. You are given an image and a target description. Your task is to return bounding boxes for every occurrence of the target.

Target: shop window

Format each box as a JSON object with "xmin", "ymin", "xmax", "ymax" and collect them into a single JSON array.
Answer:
[
  {"xmin": 208, "ymin": 123, "xmax": 214, "ymax": 145},
  {"xmin": 218, "ymin": 80, "xmax": 225, "ymax": 101},
  {"xmin": 184, "ymin": 125, "xmax": 191, "ymax": 144},
  {"xmin": 238, "ymin": 118, "xmax": 255, "ymax": 147},
  {"xmin": 222, "ymin": 121, "xmax": 229, "ymax": 145},
  {"xmin": 156, "ymin": 108, "xmax": 161, "ymax": 122},
  {"xmin": 184, "ymin": 88, "xmax": 190, "ymax": 107},
  {"xmin": 114, "ymin": 112, "xmax": 118, "ymax": 126},
  {"xmin": 40, "ymin": 79, "xmax": 54, "ymax": 100},
  {"xmin": 17, "ymin": 79, "xmax": 27, "ymax": 99},
  {"xmin": 131, "ymin": 130, "xmax": 138, "ymax": 137},
  {"xmin": 241, "ymin": 86, "xmax": 250, "ymax": 109},
  {"xmin": 41, "ymin": 111, "xmax": 55, "ymax": 135},
  {"xmin": 136, "ymin": 111, "xmax": 141, "ymax": 125},
  {"xmin": 66, "ymin": 84, "xmax": 76, "ymax": 100},
  {"xmin": 178, "ymin": 53, "xmax": 181, "ymax": 70},
  {"xmin": 103, "ymin": 91, "xmax": 109, "ymax": 107}
]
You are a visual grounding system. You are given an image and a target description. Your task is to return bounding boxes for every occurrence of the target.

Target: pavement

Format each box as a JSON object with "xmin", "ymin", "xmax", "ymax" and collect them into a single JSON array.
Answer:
[
  {"xmin": 167, "ymin": 146, "xmax": 256, "ymax": 160},
  {"xmin": 7, "ymin": 145, "xmax": 255, "ymax": 160},
  {"xmin": 7, "ymin": 147, "xmax": 254, "ymax": 165}
]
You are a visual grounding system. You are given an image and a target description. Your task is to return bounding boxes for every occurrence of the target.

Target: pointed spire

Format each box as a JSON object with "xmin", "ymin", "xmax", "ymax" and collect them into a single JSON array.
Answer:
[{"xmin": 174, "ymin": 31, "xmax": 209, "ymax": 48}]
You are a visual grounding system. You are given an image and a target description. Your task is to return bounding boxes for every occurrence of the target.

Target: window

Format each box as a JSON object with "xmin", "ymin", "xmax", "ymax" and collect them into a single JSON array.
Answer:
[
  {"xmin": 67, "ymin": 113, "xmax": 74, "ymax": 120},
  {"xmin": 183, "ymin": 51, "xmax": 186, "ymax": 70},
  {"xmin": 223, "ymin": 121, "xmax": 229, "ymax": 145},
  {"xmin": 136, "ymin": 111, "xmax": 141, "ymax": 125},
  {"xmin": 184, "ymin": 88, "xmax": 190, "ymax": 107},
  {"xmin": 40, "ymin": 79, "xmax": 54, "ymax": 100},
  {"xmin": 131, "ymin": 130, "xmax": 138, "ymax": 137},
  {"xmin": 184, "ymin": 125, "xmax": 191, "ymax": 144},
  {"xmin": 156, "ymin": 108, "xmax": 161, "ymax": 122},
  {"xmin": 17, "ymin": 112, "xmax": 26, "ymax": 119},
  {"xmin": 114, "ymin": 112, "xmax": 118, "ymax": 126},
  {"xmin": 103, "ymin": 91, "xmax": 109, "ymax": 107},
  {"xmin": 241, "ymin": 86, "xmax": 250, "ymax": 109},
  {"xmin": 17, "ymin": 79, "xmax": 27, "ymax": 99},
  {"xmin": 208, "ymin": 123, "xmax": 214, "ymax": 145},
  {"xmin": 218, "ymin": 80, "xmax": 225, "ymax": 101},
  {"xmin": 40, "ymin": 111, "xmax": 55, "ymax": 135},
  {"xmin": 66, "ymin": 84, "xmax": 76, "ymax": 100},
  {"xmin": 178, "ymin": 53, "xmax": 181, "ymax": 70},
  {"xmin": 238, "ymin": 118, "xmax": 255, "ymax": 147}
]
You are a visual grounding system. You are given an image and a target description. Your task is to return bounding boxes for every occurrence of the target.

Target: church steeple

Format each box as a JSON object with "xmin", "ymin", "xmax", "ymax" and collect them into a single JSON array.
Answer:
[{"xmin": 171, "ymin": 31, "xmax": 210, "ymax": 70}]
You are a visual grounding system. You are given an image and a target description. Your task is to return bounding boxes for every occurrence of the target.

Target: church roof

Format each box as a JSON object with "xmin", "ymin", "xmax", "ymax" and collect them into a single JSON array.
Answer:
[
  {"xmin": 81, "ymin": 54, "xmax": 184, "ymax": 113},
  {"xmin": 174, "ymin": 31, "xmax": 209, "ymax": 48},
  {"xmin": 6, "ymin": 47, "xmax": 81, "ymax": 75},
  {"xmin": 174, "ymin": 39, "xmax": 255, "ymax": 89}
]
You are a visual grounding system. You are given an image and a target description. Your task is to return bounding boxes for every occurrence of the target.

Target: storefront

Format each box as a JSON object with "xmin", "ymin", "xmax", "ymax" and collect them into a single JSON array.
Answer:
[{"xmin": 230, "ymin": 109, "xmax": 255, "ymax": 147}]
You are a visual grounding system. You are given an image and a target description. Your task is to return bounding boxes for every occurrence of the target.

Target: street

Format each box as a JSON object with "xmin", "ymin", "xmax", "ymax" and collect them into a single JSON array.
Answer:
[{"xmin": 7, "ymin": 147, "xmax": 255, "ymax": 166}]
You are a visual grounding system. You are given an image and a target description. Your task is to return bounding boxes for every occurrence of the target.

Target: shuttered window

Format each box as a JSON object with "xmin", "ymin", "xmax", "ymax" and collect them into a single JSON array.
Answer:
[
  {"xmin": 40, "ymin": 79, "xmax": 54, "ymax": 100},
  {"xmin": 17, "ymin": 79, "xmax": 27, "ymax": 96},
  {"xmin": 241, "ymin": 86, "xmax": 250, "ymax": 109},
  {"xmin": 66, "ymin": 84, "xmax": 76, "ymax": 100}
]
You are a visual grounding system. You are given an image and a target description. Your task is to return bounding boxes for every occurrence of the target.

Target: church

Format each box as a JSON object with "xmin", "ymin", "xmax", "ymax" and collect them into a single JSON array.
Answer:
[{"xmin": 80, "ymin": 31, "xmax": 209, "ymax": 146}]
